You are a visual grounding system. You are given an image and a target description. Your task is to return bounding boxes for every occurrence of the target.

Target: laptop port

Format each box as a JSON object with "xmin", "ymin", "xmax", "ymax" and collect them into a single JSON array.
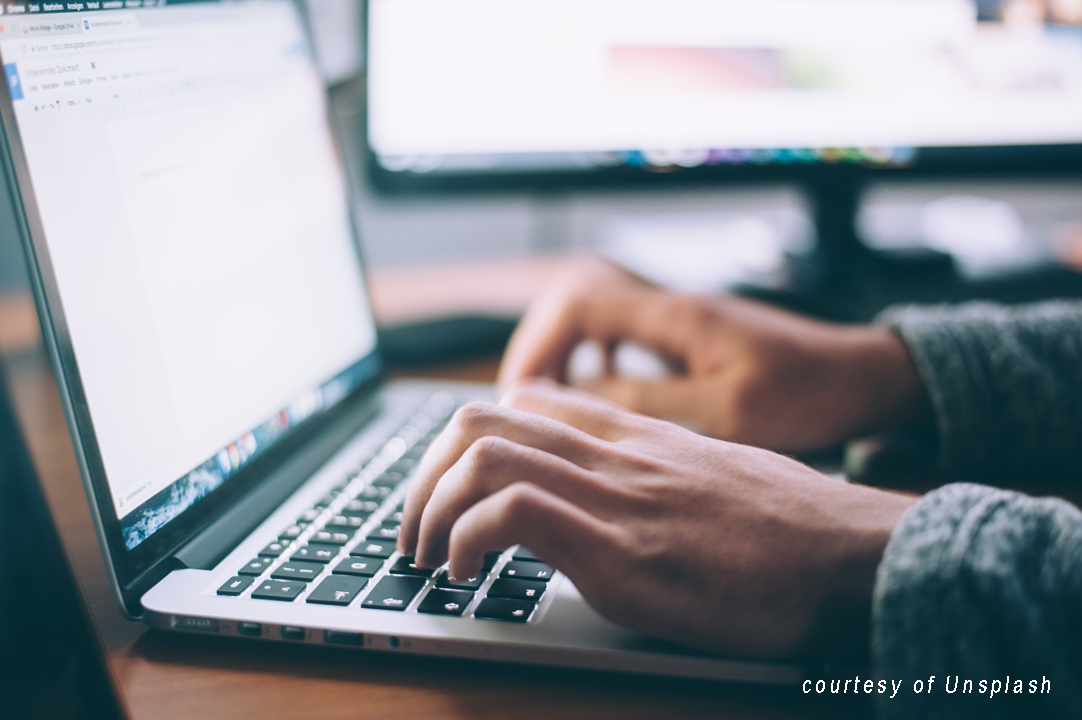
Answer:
[
  {"xmin": 323, "ymin": 630, "xmax": 365, "ymax": 647},
  {"xmin": 280, "ymin": 626, "xmax": 306, "ymax": 641},
  {"xmin": 172, "ymin": 616, "xmax": 219, "ymax": 633},
  {"xmin": 236, "ymin": 622, "xmax": 262, "ymax": 637}
]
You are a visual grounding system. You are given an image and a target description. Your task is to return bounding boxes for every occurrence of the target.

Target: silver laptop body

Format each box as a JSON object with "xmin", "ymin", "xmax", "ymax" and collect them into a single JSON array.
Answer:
[{"xmin": 0, "ymin": 0, "xmax": 800, "ymax": 684}]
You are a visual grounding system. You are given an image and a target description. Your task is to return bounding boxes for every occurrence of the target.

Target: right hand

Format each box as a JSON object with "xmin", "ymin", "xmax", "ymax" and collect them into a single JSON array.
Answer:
[
  {"xmin": 399, "ymin": 380, "xmax": 916, "ymax": 660},
  {"xmin": 497, "ymin": 258, "xmax": 929, "ymax": 452}
]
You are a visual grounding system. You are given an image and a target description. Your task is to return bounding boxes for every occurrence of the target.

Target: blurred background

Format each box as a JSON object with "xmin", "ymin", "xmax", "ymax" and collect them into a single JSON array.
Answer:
[{"xmin": 5, "ymin": 0, "xmax": 1082, "ymax": 321}]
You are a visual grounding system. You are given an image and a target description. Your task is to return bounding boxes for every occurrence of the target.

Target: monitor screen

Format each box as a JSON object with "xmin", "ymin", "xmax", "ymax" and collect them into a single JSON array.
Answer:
[
  {"xmin": 0, "ymin": 0, "xmax": 379, "ymax": 551},
  {"xmin": 367, "ymin": 0, "xmax": 1082, "ymax": 180}
]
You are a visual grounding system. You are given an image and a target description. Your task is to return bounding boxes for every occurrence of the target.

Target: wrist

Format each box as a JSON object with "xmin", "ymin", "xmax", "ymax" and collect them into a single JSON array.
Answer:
[
  {"xmin": 841, "ymin": 325, "xmax": 932, "ymax": 437},
  {"xmin": 804, "ymin": 486, "xmax": 917, "ymax": 661}
]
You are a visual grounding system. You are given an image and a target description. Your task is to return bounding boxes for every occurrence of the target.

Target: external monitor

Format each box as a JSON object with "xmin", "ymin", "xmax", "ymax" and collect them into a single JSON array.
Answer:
[
  {"xmin": 367, "ymin": 0, "xmax": 1082, "ymax": 190},
  {"xmin": 367, "ymin": 0, "xmax": 1082, "ymax": 301}
]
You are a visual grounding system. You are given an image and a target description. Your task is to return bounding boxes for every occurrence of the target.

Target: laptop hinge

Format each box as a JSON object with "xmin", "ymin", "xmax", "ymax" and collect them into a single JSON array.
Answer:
[{"xmin": 172, "ymin": 392, "xmax": 383, "ymax": 571}]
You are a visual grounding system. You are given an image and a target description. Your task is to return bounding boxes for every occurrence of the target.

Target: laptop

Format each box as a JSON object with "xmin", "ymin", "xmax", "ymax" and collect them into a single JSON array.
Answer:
[
  {"xmin": 0, "ymin": 0, "xmax": 800, "ymax": 684},
  {"xmin": 1, "ymin": 361, "xmax": 128, "ymax": 720}
]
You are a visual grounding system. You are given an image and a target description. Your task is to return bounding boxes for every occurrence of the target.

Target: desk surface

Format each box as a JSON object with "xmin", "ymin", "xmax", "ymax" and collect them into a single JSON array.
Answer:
[{"xmin": 0, "ymin": 261, "xmax": 864, "ymax": 720}]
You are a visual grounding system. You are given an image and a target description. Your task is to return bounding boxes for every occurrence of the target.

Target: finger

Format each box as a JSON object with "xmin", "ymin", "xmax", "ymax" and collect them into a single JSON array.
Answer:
[
  {"xmin": 397, "ymin": 401, "xmax": 609, "ymax": 555},
  {"xmin": 445, "ymin": 481, "xmax": 614, "ymax": 584},
  {"xmin": 500, "ymin": 377, "xmax": 641, "ymax": 442},
  {"xmin": 497, "ymin": 260, "xmax": 636, "ymax": 389},
  {"xmin": 414, "ymin": 436, "xmax": 609, "ymax": 568},
  {"xmin": 497, "ymin": 282, "xmax": 693, "ymax": 393}
]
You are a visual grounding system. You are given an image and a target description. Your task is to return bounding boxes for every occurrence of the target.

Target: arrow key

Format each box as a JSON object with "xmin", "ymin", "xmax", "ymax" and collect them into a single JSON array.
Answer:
[
  {"xmin": 306, "ymin": 575, "xmax": 368, "ymax": 606},
  {"xmin": 417, "ymin": 588, "xmax": 473, "ymax": 616},
  {"xmin": 361, "ymin": 575, "xmax": 426, "ymax": 611},
  {"xmin": 251, "ymin": 579, "xmax": 306, "ymax": 602},
  {"xmin": 474, "ymin": 598, "xmax": 536, "ymax": 623}
]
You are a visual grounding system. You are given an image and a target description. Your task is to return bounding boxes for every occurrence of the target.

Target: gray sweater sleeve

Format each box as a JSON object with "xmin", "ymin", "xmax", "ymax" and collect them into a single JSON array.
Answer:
[
  {"xmin": 873, "ymin": 483, "xmax": 1082, "ymax": 718},
  {"xmin": 876, "ymin": 301, "xmax": 1082, "ymax": 475}
]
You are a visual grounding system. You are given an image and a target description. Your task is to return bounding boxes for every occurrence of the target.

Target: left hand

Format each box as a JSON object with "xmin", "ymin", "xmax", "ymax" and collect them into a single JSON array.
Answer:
[{"xmin": 397, "ymin": 379, "xmax": 915, "ymax": 660}]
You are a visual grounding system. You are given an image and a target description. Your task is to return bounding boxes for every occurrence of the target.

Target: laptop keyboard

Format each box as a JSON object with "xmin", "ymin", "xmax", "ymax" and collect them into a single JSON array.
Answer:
[{"xmin": 215, "ymin": 393, "xmax": 554, "ymax": 624}]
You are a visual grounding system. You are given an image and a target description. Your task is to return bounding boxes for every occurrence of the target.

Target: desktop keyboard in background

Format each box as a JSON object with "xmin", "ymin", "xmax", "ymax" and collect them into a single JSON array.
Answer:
[{"xmin": 217, "ymin": 392, "xmax": 556, "ymax": 624}]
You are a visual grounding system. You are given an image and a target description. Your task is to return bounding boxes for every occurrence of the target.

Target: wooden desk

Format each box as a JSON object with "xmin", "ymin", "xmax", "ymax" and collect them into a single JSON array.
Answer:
[{"xmin": 0, "ymin": 264, "xmax": 862, "ymax": 720}]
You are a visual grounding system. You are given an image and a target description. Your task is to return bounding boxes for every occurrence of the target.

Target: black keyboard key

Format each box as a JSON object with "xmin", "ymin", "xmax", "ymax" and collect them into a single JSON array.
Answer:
[
  {"xmin": 436, "ymin": 571, "xmax": 486, "ymax": 590},
  {"xmin": 371, "ymin": 471, "xmax": 404, "ymax": 488},
  {"xmin": 292, "ymin": 543, "xmax": 340, "ymax": 563},
  {"xmin": 279, "ymin": 524, "xmax": 304, "ymax": 541},
  {"xmin": 258, "ymin": 540, "xmax": 290, "ymax": 558},
  {"xmin": 326, "ymin": 515, "xmax": 365, "ymax": 531},
  {"xmin": 357, "ymin": 485, "xmax": 392, "ymax": 499},
  {"xmin": 501, "ymin": 561, "xmax": 553, "ymax": 582},
  {"xmin": 361, "ymin": 575, "xmax": 426, "ymax": 611},
  {"xmin": 512, "ymin": 546, "xmax": 543, "ymax": 562},
  {"xmin": 487, "ymin": 578, "xmax": 546, "ymax": 601},
  {"xmin": 388, "ymin": 459, "xmax": 416, "ymax": 474},
  {"xmin": 417, "ymin": 589, "xmax": 473, "ymax": 616},
  {"xmin": 474, "ymin": 598, "xmax": 535, "ymax": 622},
  {"xmin": 306, "ymin": 575, "xmax": 368, "ymax": 606},
  {"xmin": 350, "ymin": 539, "xmax": 395, "ymax": 559},
  {"xmin": 217, "ymin": 576, "xmax": 254, "ymax": 596},
  {"xmin": 298, "ymin": 508, "xmax": 321, "ymax": 523},
  {"xmin": 481, "ymin": 552, "xmax": 502, "ymax": 571},
  {"xmin": 238, "ymin": 557, "xmax": 273, "ymax": 576},
  {"xmin": 332, "ymin": 557, "xmax": 383, "ymax": 577},
  {"xmin": 343, "ymin": 499, "xmax": 379, "ymax": 515},
  {"xmin": 251, "ymin": 579, "xmax": 306, "ymax": 602},
  {"xmin": 402, "ymin": 445, "xmax": 427, "ymax": 461},
  {"xmin": 312, "ymin": 530, "xmax": 352, "ymax": 546},
  {"xmin": 271, "ymin": 560, "xmax": 325, "ymax": 582},
  {"xmin": 387, "ymin": 556, "xmax": 436, "ymax": 577},
  {"xmin": 368, "ymin": 524, "xmax": 400, "ymax": 541}
]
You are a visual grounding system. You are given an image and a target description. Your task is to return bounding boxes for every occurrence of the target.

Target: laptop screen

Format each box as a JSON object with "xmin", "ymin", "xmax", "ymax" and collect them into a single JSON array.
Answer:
[{"xmin": 0, "ymin": 0, "xmax": 379, "ymax": 551}]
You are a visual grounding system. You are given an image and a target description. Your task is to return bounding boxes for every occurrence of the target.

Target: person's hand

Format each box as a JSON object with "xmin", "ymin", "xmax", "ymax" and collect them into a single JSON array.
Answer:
[
  {"xmin": 498, "ymin": 258, "xmax": 930, "ymax": 452},
  {"xmin": 398, "ymin": 379, "xmax": 916, "ymax": 660}
]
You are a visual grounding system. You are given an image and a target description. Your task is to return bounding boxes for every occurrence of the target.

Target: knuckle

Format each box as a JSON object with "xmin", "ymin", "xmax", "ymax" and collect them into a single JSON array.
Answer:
[
  {"xmin": 681, "ymin": 297, "xmax": 714, "ymax": 331},
  {"xmin": 549, "ymin": 292, "xmax": 586, "ymax": 329},
  {"xmin": 496, "ymin": 482, "xmax": 539, "ymax": 526},
  {"xmin": 453, "ymin": 401, "xmax": 497, "ymax": 433},
  {"xmin": 465, "ymin": 435, "xmax": 509, "ymax": 474}
]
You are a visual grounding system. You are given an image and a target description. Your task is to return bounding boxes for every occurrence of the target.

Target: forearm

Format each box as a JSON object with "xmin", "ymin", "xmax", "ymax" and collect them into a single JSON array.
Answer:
[
  {"xmin": 872, "ymin": 483, "xmax": 1082, "ymax": 718},
  {"xmin": 877, "ymin": 300, "xmax": 1082, "ymax": 475}
]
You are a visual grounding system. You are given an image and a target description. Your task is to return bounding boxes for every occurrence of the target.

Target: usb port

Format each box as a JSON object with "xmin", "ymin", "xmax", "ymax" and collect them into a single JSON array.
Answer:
[
  {"xmin": 280, "ymin": 626, "xmax": 306, "ymax": 641},
  {"xmin": 237, "ymin": 622, "xmax": 262, "ymax": 637},
  {"xmin": 324, "ymin": 630, "xmax": 365, "ymax": 647}
]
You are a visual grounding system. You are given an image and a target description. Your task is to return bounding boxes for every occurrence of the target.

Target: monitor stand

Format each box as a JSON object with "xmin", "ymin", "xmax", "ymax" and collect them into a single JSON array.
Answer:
[{"xmin": 740, "ymin": 167, "xmax": 1082, "ymax": 323}]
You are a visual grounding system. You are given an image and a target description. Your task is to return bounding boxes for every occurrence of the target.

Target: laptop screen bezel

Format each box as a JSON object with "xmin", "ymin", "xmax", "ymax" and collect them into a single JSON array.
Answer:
[{"xmin": 0, "ymin": 0, "xmax": 387, "ymax": 614}]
